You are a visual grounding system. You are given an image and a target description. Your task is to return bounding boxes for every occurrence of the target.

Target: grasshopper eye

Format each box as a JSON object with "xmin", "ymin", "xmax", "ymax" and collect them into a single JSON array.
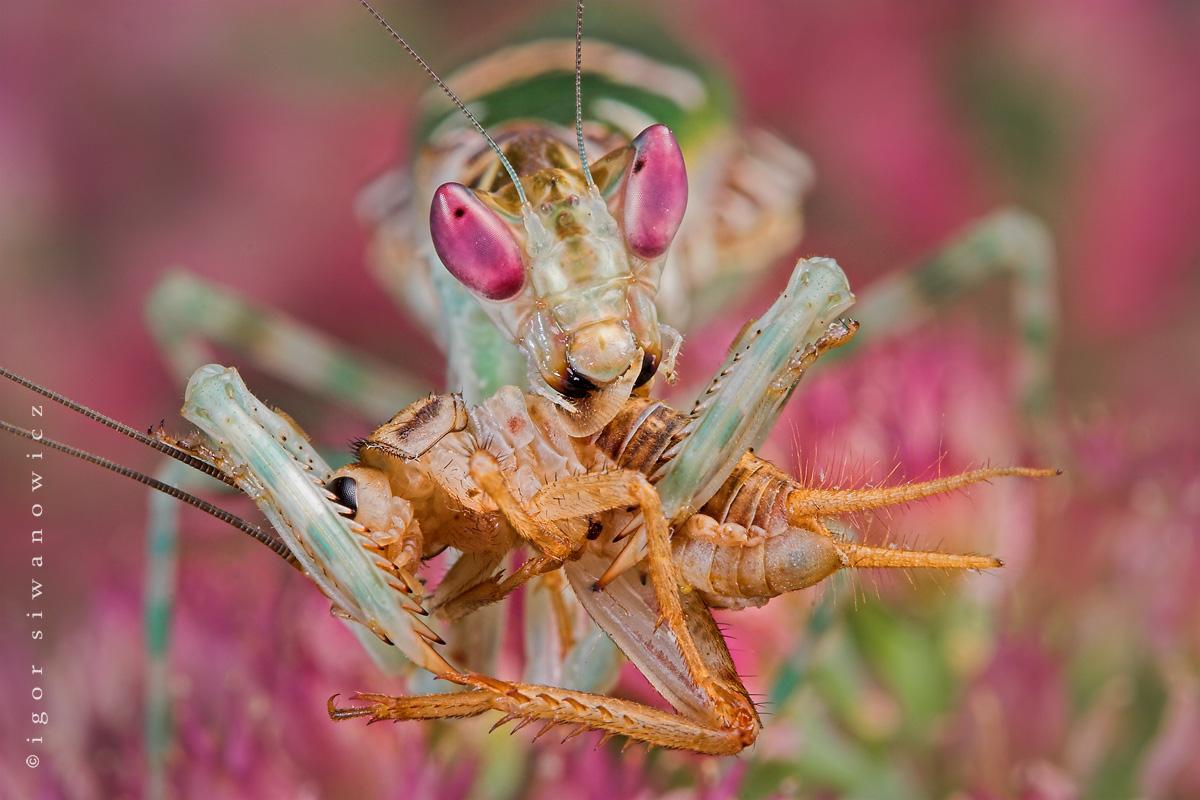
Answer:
[
  {"xmin": 561, "ymin": 366, "xmax": 598, "ymax": 399},
  {"xmin": 634, "ymin": 351, "xmax": 658, "ymax": 389},
  {"xmin": 326, "ymin": 476, "xmax": 358, "ymax": 518},
  {"xmin": 622, "ymin": 125, "xmax": 688, "ymax": 260},
  {"xmin": 430, "ymin": 182, "xmax": 525, "ymax": 301}
]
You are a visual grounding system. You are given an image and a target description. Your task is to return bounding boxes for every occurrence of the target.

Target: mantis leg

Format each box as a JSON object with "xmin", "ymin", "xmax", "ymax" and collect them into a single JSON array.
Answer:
[
  {"xmin": 140, "ymin": 454, "xmax": 416, "ymax": 800},
  {"xmin": 143, "ymin": 461, "xmax": 185, "ymax": 800},
  {"xmin": 594, "ymin": 259, "xmax": 857, "ymax": 584},
  {"xmin": 144, "ymin": 271, "xmax": 425, "ymax": 420},
  {"xmin": 653, "ymin": 257, "xmax": 857, "ymax": 522},
  {"xmin": 139, "ymin": 274, "xmax": 429, "ymax": 793},
  {"xmin": 332, "ymin": 468, "xmax": 761, "ymax": 754},
  {"xmin": 522, "ymin": 571, "xmax": 600, "ymax": 688},
  {"xmin": 840, "ymin": 208, "xmax": 1057, "ymax": 424},
  {"xmin": 652, "ymin": 209, "xmax": 1055, "ymax": 528},
  {"xmin": 435, "ymin": 553, "xmax": 562, "ymax": 623}
]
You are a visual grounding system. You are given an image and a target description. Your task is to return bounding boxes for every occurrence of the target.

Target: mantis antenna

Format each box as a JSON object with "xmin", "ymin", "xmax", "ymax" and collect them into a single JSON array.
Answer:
[
  {"xmin": 357, "ymin": 0, "xmax": 531, "ymax": 208},
  {"xmin": 574, "ymin": 0, "xmax": 595, "ymax": 187}
]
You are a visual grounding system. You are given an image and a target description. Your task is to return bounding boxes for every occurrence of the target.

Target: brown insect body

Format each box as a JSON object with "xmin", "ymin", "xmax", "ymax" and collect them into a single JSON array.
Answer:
[{"xmin": 325, "ymin": 345, "xmax": 1052, "ymax": 753}]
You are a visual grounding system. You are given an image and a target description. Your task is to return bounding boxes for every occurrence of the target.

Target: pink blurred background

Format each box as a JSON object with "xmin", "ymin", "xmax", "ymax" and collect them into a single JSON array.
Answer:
[{"xmin": 2, "ymin": 1, "xmax": 1198, "ymax": 797}]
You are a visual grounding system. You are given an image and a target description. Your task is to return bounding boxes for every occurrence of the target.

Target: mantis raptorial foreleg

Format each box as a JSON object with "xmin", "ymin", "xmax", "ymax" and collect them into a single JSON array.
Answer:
[
  {"xmin": 653, "ymin": 211, "xmax": 1054, "ymax": 518},
  {"xmin": 594, "ymin": 258, "xmax": 857, "ymax": 583},
  {"xmin": 139, "ymin": 275, "xmax": 435, "ymax": 777},
  {"xmin": 143, "ymin": 271, "xmax": 530, "ymax": 697},
  {"xmin": 654, "ymin": 257, "xmax": 856, "ymax": 522}
]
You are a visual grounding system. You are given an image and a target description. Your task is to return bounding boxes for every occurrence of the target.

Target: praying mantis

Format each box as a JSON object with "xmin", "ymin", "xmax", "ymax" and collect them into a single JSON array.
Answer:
[
  {"xmin": 0, "ymin": 0, "xmax": 1060, "ymax": 774},
  {"xmin": 0, "ymin": 257, "xmax": 1054, "ymax": 753}
]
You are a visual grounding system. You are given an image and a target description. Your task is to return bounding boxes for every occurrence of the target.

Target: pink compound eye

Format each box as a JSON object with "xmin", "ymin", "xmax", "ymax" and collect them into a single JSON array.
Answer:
[
  {"xmin": 622, "ymin": 124, "xmax": 688, "ymax": 260},
  {"xmin": 430, "ymin": 182, "xmax": 525, "ymax": 301}
]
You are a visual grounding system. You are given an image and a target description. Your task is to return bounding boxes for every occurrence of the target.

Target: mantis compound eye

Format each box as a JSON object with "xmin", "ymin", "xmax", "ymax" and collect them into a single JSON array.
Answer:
[
  {"xmin": 430, "ymin": 182, "xmax": 526, "ymax": 301},
  {"xmin": 326, "ymin": 476, "xmax": 358, "ymax": 518},
  {"xmin": 622, "ymin": 124, "xmax": 688, "ymax": 260}
]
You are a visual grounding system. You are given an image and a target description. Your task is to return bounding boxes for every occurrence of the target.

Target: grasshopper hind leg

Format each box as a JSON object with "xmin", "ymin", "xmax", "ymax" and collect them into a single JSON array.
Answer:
[{"xmin": 333, "ymin": 466, "xmax": 763, "ymax": 754}]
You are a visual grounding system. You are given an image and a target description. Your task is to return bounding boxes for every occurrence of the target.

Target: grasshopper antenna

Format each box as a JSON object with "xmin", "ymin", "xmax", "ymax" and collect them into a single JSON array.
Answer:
[
  {"xmin": 0, "ymin": 419, "xmax": 298, "ymax": 566},
  {"xmin": 574, "ymin": 0, "xmax": 595, "ymax": 187},
  {"xmin": 357, "ymin": 0, "xmax": 531, "ymax": 208},
  {"xmin": 0, "ymin": 366, "xmax": 235, "ymax": 487}
]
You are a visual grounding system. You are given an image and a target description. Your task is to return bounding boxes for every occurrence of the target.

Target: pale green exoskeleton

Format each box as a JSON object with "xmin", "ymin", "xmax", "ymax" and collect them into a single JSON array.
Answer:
[{"xmin": 179, "ymin": 365, "xmax": 450, "ymax": 674}]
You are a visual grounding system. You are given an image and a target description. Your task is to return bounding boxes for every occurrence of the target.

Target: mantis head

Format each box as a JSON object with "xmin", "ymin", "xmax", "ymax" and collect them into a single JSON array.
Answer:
[{"xmin": 429, "ymin": 124, "xmax": 687, "ymax": 434}]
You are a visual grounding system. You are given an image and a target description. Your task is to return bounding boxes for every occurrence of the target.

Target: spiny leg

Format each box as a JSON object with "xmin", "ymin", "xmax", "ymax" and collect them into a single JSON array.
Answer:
[
  {"xmin": 654, "ymin": 258, "xmax": 857, "ymax": 523},
  {"xmin": 413, "ymin": 550, "xmax": 510, "ymax": 693},
  {"xmin": 787, "ymin": 465, "xmax": 1059, "ymax": 518},
  {"xmin": 333, "ymin": 675, "xmax": 750, "ymax": 754},
  {"xmin": 467, "ymin": 450, "xmax": 580, "ymax": 561},
  {"xmin": 647, "ymin": 212, "xmax": 1056, "ymax": 574},
  {"xmin": 141, "ymin": 271, "xmax": 449, "ymax": 755},
  {"xmin": 436, "ymin": 453, "xmax": 639, "ymax": 616},
  {"xmin": 145, "ymin": 271, "xmax": 425, "ymax": 420},
  {"xmin": 436, "ymin": 553, "xmax": 562, "ymax": 622},
  {"xmin": 329, "ymin": 689, "xmax": 496, "ymax": 722},
  {"xmin": 530, "ymin": 468, "xmax": 761, "ymax": 741},
  {"xmin": 334, "ymin": 468, "xmax": 760, "ymax": 753},
  {"xmin": 597, "ymin": 265, "xmax": 859, "ymax": 587}
]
